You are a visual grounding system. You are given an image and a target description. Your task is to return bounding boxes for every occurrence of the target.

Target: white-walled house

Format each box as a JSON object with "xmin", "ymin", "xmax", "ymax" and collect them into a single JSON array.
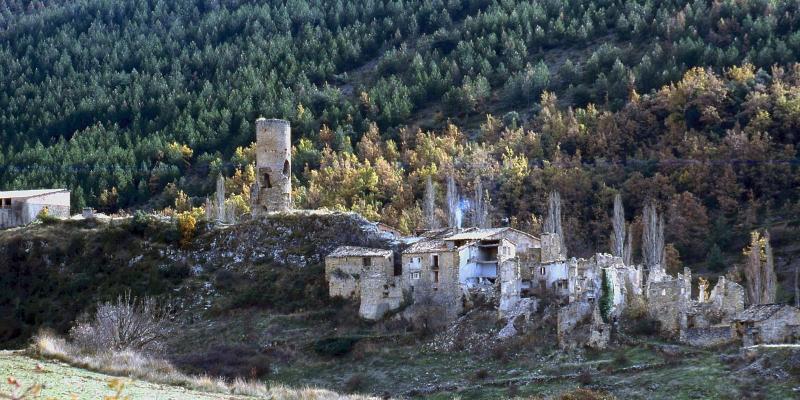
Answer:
[{"xmin": 0, "ymin": 189, "xmax": 70, "ymax": 229}]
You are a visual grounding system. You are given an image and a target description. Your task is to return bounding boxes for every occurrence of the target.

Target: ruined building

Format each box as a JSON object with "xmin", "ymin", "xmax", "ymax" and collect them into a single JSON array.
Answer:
[
  {"xmin": 0, "ymin": 189, "xmax": 70, "ymax": 229},
  {"xmin": 323, "ymin": 188, "xmax": 787, "ymax": 350},
  {"xmin": 253, "ymin": 118, "xmax": 292, "ymax": 215}
]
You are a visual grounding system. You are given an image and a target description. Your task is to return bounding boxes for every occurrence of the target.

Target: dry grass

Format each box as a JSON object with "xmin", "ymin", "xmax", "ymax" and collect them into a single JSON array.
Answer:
[{"xmin": 29, "ymin": 331, "xmax": 377, "ymax": 399}]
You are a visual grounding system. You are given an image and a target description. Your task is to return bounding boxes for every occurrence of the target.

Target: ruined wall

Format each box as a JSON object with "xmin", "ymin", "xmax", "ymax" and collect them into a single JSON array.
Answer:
[
  {"xmin": 646, "ymin": 268, "xmax": 691, "ymax": 337},
  {"xmin": 682, "ymin": 326, "xmax": 736, "ymax": 348},
  {"xmin": 359, "ymin": 264, "xmax": 404, "ymax": 320},
  {"xmin": 254, "ymin": 118, "xmax": 292, "ymax": 214},
  {"xmin": 498, "ymin": 259, "xmax": 521, "ymax": 316},
  {"xmin": 403, "ymin": 249, "xmax": 463, "ymax": 320},
  {"xmin": 557, "ymin": 301, "xmax": 609, "ymax": 349},
  {"xmin": 707, "ymin": 277, "xmax": 745, "ymax": 322},
  {"xmin": 324, "ymin": 256, "xmax": 366, "ymax": 299},
  {"xmin": 742, "ymin": 307, "xmax": 800, "ymax": 346},
  {"xmin": 540, "ymin": 233, "xmax": 566, "ymax": 263}
]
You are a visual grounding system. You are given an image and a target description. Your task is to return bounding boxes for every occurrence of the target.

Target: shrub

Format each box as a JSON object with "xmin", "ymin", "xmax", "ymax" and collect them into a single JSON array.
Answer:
[
  {"xmin": 558, "ymin": 388, "xmax": 615, "ymax": 400},
  {"xmin": 69, "ymin": 292, "xmax": 174, "ymax": 353},
  {"xmin": 577, "ymin": 369, "xmax": 593, "ymax": 385},
  {"xmin": 613, "ymin": 351, "xmax": 629, "ymax": 367},
  {"xmin": 313, "ymin": 337, "xmax": 360, "ymax": 357},
  {"xmin": 36, "ymin": 207, "xmax": 59, "ymax": 224},
  {"xmin": 175, "ymin": 344, "xmax": 272, "ymax": 379},
  {"xmin": 472, "ymin": 368, "xmax": 490, "ymax": 380},
  {"xmin": 343, "ymin": 374, "xmax": 365, "ymax": 393}
]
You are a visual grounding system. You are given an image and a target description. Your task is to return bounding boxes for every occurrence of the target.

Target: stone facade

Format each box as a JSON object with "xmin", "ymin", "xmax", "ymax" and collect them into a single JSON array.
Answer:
[
  {"xmin": 557, "ymin": 301, "xmax": 609, "ymax": 349},
  {"xmin": 733, "ymin": 304, "xmax": 800, "ymax": 347},
  {"xmin": 253, "ymin": 118, "xmax": 292, "ymax": 215},
  {"xmin": 360, "ymin": 262, "xmax": 404, "ymax": 320},
  {"xmin": 0, "ymin": 189, "xmax": 70, "ymax": 229},
  {"xmin": 324, "ymin": 246, "xmax": 394, "ymax": 302},
  {"xmin": 646, "ymin": 268, "xmax": 692, "ymax": 337}
]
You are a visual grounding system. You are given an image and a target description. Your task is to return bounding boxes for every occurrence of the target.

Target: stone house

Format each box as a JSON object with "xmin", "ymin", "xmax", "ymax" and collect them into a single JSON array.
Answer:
[
  {"xmin": 401, "ymin": 227, "xmax": 540, "ymax": 320},
  {"xmin": 733, "ymin": 304, "xmax": 800, "ymax": 347},
  {"xmin": 324, "ymin": 246, "xmax": 395, "ymax": 300},
  {"xmin": 0, "ymin": 189, "xmax": 70, "ymax": 229}
]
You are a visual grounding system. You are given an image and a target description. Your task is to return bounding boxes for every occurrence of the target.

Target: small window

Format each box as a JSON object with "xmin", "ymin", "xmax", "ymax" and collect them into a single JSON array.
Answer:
[
  {"xmin": 432, "ymin": 254, "xmax": 439, "ymax": 269},
  {"xmin": 264, "ymin": 173, "xmax": 272, "ymax": 188},
  {"xmin": 540, "ymin": 267, "xmax": 546, "ymax": 275},
  {"xmin": 433, "ymin": 271, "xmax": 439, "ymax": 283},
  {"xmin": 362, "ymin": 257, "xmax": 372, "ymax": 267},
  {"xmin": 412, "ymin": 272, "xmax": 420, "ymax": 280},
  {"xmin": 283, "ymin": 159, "xmax": 290, "ymax": 176}
]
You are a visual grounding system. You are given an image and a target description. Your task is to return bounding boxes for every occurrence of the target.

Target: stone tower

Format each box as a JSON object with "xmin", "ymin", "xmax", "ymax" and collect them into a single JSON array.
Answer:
[{"xmin": 254, "ymin": 118, "xmax": 292, "ymax": 214}]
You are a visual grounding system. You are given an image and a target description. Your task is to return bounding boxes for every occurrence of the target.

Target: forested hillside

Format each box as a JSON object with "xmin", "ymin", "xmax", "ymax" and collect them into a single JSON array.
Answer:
[{"xmin": 1, "ymin": 0, "xmax": 799, "ymax": 267}]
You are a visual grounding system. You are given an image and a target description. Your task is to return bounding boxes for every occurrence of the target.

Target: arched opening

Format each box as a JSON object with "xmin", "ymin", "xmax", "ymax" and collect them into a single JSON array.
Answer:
[{"xmin": 283, "ymin": 159, "xmax": 290, "ymax": 176}]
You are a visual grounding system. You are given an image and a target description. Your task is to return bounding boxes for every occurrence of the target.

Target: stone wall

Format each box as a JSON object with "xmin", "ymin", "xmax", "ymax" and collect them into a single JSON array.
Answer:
[
  {"xmin": 647, "ymin": 268, "xmax": 691, "ymax": 337},
  {"xmin": 499, "ymin": 259, "xmax": 521, "ymax": 316},
  {"xmin": 359, "ymin": 265, "xmax": 404, "ymax": 320},
  {"xmin": 740, "ymin": 306, "xmax": 800, "ymax": 346},
  {"xmin": 324, "ymin": 256, "xmax": 365, "ymax": 299},
  {"xmin": 403, "ymin": 248, "xmax": 463, "ymax": 320},
  {"xmin": 540, "ymin": 233, "xmax": 565, "ymax": 263},
  {"xmin": 682, "ymin": 326, "xmax": 736, "ymax": 347},
  {"xmin": 557, "ymin": 301, "xmax": 609, "ymax": 349}
]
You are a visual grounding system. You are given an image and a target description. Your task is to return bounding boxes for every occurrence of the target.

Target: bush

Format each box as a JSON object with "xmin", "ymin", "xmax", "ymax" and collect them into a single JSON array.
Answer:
[
  {"xmin": 558, "ymin": 388, "xmax": 615, "ymax": 400},
  {"xmin": 313, "ymin": 337, "xmax": 360, "ymax": 357},
  {"xmin": 343, "ymin": 374, "xmax": 365, "ymax": 393},
  {"xmin": 577, "ymin": 369, "xmax": 593, "ymax": 385},
  {"xmin": 613, "ymin": 351, "xmax": 629, "ymax": 367},
  {"xmin": 175, "ymin": 344, "xmax": 272, "ymax": 379},
  {"xmin": 472, "ymin": 368, "xmax": 490, "ymax": 380},
  {"xmin": 69, "ymin": 292, "xmax": 174, "ymax": 353}
]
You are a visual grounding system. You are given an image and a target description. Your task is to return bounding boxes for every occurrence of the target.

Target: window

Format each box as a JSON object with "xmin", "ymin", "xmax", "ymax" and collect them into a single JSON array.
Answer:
[
  {"xmin": 412, "ymin": 272, "xmax": 420, "ymax": 280},
  {"xmin": 283, "ymin": 159, "xmax": 290, "ymax": 176},
  {"xmin": 264, "ymin": 173, "xmax": 272, "ymax": 188},
  {"xmin": 431, "ymin": 254, "xmax": 439, "ymax": 269},
  {"xmin": 540, "ymin": 267, "xmax": 546, "ymax": 276},
  {"xmin": 362, "ymin": 257, "xmax": 371, "ymax": 267},
  {"xmin": 433, "ymin": 271, "xmax": 439, "ymax": 283}
]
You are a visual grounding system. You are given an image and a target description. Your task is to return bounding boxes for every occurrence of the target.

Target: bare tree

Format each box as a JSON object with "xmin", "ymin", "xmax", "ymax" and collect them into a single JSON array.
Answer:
[
  {"xmin": 424, "ymin": 176, "xmax": 438, "ymax": 230},
  {"xmin": 473, "ymin": 177, "xmax": 490, "ymax": 228},
  {"xmin": 70, "ymin": 292, "xmax": 174, "ymax": 353},
  {"xmin": 763, "ymin": 231, "xmax": 777, "ymax": 304},
  {"xmin": 611, "ymin": 193, "xmax": 625, "ymax": 258},
  {"xmin": 249, "ymin": 179, "xmax": 260, "ymax": 215},
  {"xmin": 795, "ymin": 266, "xmax": 799, "ymax": 308},
  {"xmin": 446, "ymin": 174, "xmax": 460, "ymax": 228},
  {"xmin": 642, "ymin": 201, "xmax": 665, "ymax": 269},
  {"xmin": 624, "ymin": 223, "xmax": 633, "ymax": 266},
  {"xmin": 743, "ymin": 230, "xmax": 778, "ymax": 305},
  {"xmin": 215, "ymin": 174, "xmax": 226, "ymax": 223},
  {"xmin": 543, "ymin": 191, "xmax": 565, "ymax": 254}
]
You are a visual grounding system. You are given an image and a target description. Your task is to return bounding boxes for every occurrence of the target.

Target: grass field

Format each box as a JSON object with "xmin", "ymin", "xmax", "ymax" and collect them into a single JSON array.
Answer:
[{"xmin": 0, "ymin": 351, "xmax": 244, "ymax": 399}]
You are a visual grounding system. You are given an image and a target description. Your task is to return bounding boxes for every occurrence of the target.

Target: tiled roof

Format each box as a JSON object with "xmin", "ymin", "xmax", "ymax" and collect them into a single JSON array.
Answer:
[
  {"xmin": 0, "ymin": 189, "xmax": 68, "ymax": 198},
  {"xmin": 403, "ymin": 238, "xmax": 449, "ymax": 254},
  {"xmin": 328, "ymin": 246, "xmax": 392, "ymax": 258},
  {"xmin": 733, "ymin": 304, "xmax": 793, "ymax": 322},
  {"xmin": 444, "ymin": 227, "xmax": 508, "ymax": 241}
]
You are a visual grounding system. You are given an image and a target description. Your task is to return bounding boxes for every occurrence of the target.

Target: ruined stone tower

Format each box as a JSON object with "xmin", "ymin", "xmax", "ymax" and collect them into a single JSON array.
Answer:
[{"xmin": 254, "ymin": 118, "xmax": 292, "ymax": 214}]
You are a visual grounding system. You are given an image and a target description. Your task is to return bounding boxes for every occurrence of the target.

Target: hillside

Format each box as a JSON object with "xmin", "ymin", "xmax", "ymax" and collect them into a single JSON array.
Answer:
[
  {"xmin": 1, "ymin": 0, "xmax": 800, "ymax": 211},
  {"xmin": 0, "ymin": 211, "xmax": 393, "ymax": 348},
  {"xmin": 0, "ymin": 351, "xmax": 369, "ymax": 399}
]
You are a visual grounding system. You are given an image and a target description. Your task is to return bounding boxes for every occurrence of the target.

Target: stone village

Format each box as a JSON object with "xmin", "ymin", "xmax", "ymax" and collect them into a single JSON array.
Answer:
[{"xmin": 3, "ymin": 118, "xmax": 799, "ymax": 350}]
